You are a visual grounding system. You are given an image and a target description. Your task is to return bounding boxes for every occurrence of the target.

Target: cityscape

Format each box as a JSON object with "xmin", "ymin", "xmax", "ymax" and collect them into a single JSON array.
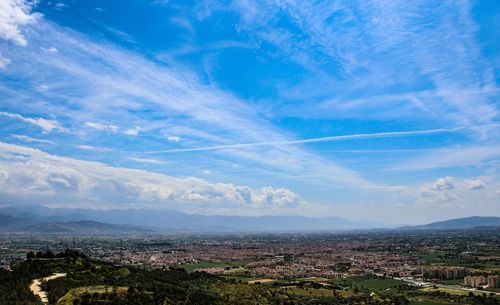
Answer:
[{"xmin": 1, "ymin": 226, "xmax": 500, "ymax": 304}]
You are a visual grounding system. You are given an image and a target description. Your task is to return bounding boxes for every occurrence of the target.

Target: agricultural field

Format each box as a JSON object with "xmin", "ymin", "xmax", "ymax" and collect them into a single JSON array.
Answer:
[{"xmin": 329, "ymin": 276, "xmax": 408, "ymax": 292}]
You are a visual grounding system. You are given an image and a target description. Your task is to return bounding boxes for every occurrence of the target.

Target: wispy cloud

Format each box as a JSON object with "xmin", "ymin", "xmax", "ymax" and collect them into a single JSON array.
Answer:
[
  {"xmin": 42, "ymin": 46, "xmax": 58, "ymax": 53},
  {"xmin": 0, "ymin": 53, "xmax": 10, "ymax": 69},
  {"xmin": 392, "ymin": 145, "xmax": 500, "ymax": 171},
  {"xmin": 0, "ymin": 111, "xmax": 65, "ymax": 133},
  {"xmin": 159, "ymin": 40, "xmax": 254, "ymax": 59},
  {"xmin": 124, "ymin": 126, "xmax": 141, "ymax": 136},
  {"xmin": 149, "ymin": 125, "xmax": 499, "ymax": 154},
  {"xmin": 228, "ymin": 1, "xmax": 497, "ymax": 126},
  {"xmin": 10, "ymin": 134, "xmax": 54, "ymax": 144},
  {"xmin": 0, "ymin": 18, "xmax": 368, "ymax": 190},
  {"xmin": 166, "ymin": 136, "xmax": 181, "ymax": 143},
  {"xmin": 308, "ymin": 87, "xmax": 500, "ymax": 122},
  {"xmin": 77, "ymin": 145, "xmax": 112, "ymax": 152},
  {"xmin": 84, "ymin": 122, "xmax": 119, "ymax": 133},
  {"xmin": 128, "ymin": 157, "xmax": 166, "ymax": 165}
]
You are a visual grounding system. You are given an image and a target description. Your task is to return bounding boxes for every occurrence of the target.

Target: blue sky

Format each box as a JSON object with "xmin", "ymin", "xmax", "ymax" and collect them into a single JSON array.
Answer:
[{"xmin": 0, "ymin": 0, "xmax": 499, "ymax": 224}]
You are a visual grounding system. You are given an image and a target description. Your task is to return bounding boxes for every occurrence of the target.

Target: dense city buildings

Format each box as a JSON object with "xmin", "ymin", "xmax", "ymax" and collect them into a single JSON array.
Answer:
[
  {"xmin": 464, "ymin": 276, "xmax": 486, "ymax": 288},
  {"xmin": 0, "ymin": 228, "xmax": 499, "ymax": 305},
  {"xmin": 487, "ymin": 275, "xmax": 500, "ymax": 288},
  {"xmin": 1, "ymin": 229, "xmax": 498, "ymax": 288},
  {"xmin": 421, "ymin": 266, "xmax": 468, "ymax": 279},
  {"xmin": 465, "ymin": 275, "xmax": 500, "ymax": 288}
]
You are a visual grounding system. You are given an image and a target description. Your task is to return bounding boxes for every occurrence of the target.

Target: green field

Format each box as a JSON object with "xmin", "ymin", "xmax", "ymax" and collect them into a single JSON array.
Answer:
[
  {"xmin": 354, "ymin": 277, "xmax": 406, "ymax": 290},
  {"xmin": 329, "ymin": 276, "xmax": 407, "ymax": 292}
]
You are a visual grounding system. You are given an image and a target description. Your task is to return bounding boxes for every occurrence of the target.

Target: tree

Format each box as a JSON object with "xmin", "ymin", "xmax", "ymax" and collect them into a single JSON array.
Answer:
[{"xmin": 26, "ymin": 252, "xmax": 35, "ymax": 261}]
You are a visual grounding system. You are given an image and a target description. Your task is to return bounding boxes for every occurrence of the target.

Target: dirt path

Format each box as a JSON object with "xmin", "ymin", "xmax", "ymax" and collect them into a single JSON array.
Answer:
[{"xmin": 29, "ymin": 273, "xmax": 66, "ymax": 303}]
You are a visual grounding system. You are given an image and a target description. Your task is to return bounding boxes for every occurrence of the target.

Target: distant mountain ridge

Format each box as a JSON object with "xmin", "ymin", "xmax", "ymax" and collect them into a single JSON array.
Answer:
[
  {"xmin": 397, "ymin": 216, "xmax": 500, "ymax": 230},
  {"xmin": 0, "ymin": 204, "xmax": 373, "ymax": 233},
  {"xmin": 0, "ymin": 213, "xmax": 30, "ymax": 228},
  {"xmin": 0, "ymin": 213, "xmax": 152, "ymax": 235},
  {"xmin": 23, "ymin": 220, "xmax": 152, "ymax": 235},
  {"xmin": 1, "ymin": 205, "xmax": 499, "ymax": 234}
]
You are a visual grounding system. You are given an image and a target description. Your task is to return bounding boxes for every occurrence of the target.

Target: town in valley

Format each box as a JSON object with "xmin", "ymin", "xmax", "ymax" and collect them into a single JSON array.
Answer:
[{"xmin": 1, "ymin": 226, "xmax": 499, "ymax": 304}]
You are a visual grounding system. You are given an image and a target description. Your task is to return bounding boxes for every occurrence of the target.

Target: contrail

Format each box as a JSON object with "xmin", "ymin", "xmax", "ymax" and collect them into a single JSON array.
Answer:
[{"xmin": 148, "ymin": 125, "xmax": 499, "ymax": 154}]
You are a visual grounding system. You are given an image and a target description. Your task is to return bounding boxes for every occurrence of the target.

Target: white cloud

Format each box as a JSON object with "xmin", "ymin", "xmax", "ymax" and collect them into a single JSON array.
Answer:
[
  {"xmin": 417, "ymin": 176, "xmax": 491, "ymax": 206},
  {"xmin": 128, "ymin": 157, "xmax": 166, "ymax": 165},
  {"xmin": 36, "ymin": 84, "xmax": 49, "ymax": 92},
  {"xmin": 85, "ymin": 122, "xmax": 119, "ymax": 133},
  {"xmin": 252, "ymin": 186, "xmax": 302, "ymax": 207},
  {"xmin": 45, "ymin": 46, "xmax": 58, "ymax": 53},
  {"xmin": 0, "ymin": 0, "xmax": 40, "ymax": 46},
  {"xmin": 0, "ymin": 142, "xmax": 306, "ymax": 210},
  {"xmin": 432, "ymin": 176, "xmax": 454, "ymax": 191},
  {"xmin": 124, "ymin": 126, "xmax": 141, "ymax": 136},
  {"xmin": 166, "ymin": 136, "xmax": 181, "ymax": 143},
  {"xmin": 420, "ymin": 190, "xmax": 460, "ymax": 205},
  {"xmin": 10, "ymin": 134, "xmax": 54, "ymax": 144},
  {"xmin": 465, "ymin": 179, "xmax": 485, "ymax": 190},
  {"xmin": 54, "ymin": 3, "xmax": 68, "ymax": 11},
  {"xmin": 0, "ymin": 111, "xmax": 65, "ymax": 133},
  {"xmin": 77, "ymin": 145, "xmax": 112, "ymax": 152},
  {"xmin": 0, "ymin": 53, "xmax": 11, "ymax": 69}
]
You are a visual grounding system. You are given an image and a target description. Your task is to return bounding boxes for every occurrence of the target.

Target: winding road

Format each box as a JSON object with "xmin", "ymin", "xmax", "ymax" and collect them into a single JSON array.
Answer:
[{"xmin": 29, "ymin": 273, "xmax": 67, "ymax": 303}]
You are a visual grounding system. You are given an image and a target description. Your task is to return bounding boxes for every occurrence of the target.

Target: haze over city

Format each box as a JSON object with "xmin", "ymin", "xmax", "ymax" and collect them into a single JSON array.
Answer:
[{"xmin": 0, "ymin": 0, "xmax": 499, "ymax": 226}]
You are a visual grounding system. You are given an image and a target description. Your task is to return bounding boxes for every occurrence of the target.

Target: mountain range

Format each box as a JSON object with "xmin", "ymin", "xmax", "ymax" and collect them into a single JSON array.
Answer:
[
  {"xmin": 22, "ymin": 220, "xmax": 152, "ymax": 235},
  {"xmin": 397, "ymin": 216, "xmax": 500, "ymax": 230},
  {"xmin": 0, "ymin": 204, "xmax": 375, "ymax": 233},
  {"xmin": 0, "ymin": 205, "xmax": 498, "ymax": 234}
]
